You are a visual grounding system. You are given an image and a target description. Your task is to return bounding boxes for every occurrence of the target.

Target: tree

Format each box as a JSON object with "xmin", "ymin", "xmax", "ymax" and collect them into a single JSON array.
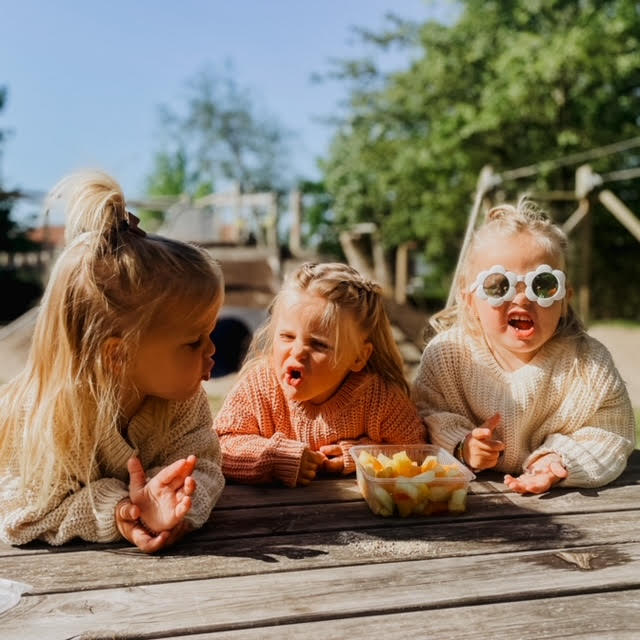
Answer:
[
  {"xmin": 0, "ymin": 84, "xmax": 43, "ymax": 321},
  {"xmin": 150, "ymin": 66, "xmax": 292, "ymax": 196},
  {"xmin": 320, "ymin": 0, "xmax": 640, "ymax": 318}
]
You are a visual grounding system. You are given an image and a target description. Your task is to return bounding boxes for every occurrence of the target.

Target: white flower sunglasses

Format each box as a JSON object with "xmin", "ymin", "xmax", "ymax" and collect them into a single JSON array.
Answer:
[{"xmin": 469, "ymin": 264, "xmax": 566, "ymax": 308}]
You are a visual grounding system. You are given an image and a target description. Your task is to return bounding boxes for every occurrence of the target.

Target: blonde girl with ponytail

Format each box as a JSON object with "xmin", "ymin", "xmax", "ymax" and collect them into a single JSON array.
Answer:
[
  {"xmin": 214, "ymin": 262, "xmax": 425, "ymax": 487},
  {"xmin": 0, "ymin": 170, "xmax": 225, "ymax": 552}
]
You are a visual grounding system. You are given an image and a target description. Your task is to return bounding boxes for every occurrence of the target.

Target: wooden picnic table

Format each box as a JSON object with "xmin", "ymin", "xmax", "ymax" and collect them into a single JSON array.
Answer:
[{"xmin": 1, "ymin": 450, "xmax": 639, "ymax": 639}]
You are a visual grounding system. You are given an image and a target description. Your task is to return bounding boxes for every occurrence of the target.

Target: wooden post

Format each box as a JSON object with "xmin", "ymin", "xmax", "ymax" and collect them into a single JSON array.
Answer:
[
  {"xmin": 446, "ymin": 165, "xmax": 499, "ymax": 308},
  {"xmin": 575, "ymin": 165, "xmax": 598, "ymax": 326},
  {"xmin": 289, "ymin": 189, "xmax": 303, "ymax": 257},
  {"xmin": 266, "ymin": 192, "xmax": 278, "ymax": 250},
  {"xmin": 598, "ymin": 190, "xmax": 640, "ymax": 244},
  {"xmin": 394, "ymin": 242, "xmax": 410, "ymax": 305}
]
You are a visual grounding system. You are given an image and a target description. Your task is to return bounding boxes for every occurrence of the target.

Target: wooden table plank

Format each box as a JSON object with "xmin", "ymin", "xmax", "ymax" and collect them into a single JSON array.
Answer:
[
  {"xmin": 172, "ymin": 589, "xmax": 640, "ymax": 640},
  {"xmin": 4, "ymin": 542, "xmax": 640, "ymax": 639},
  {"xmin": 1, "ymin": 510, "xmax": 639, "ymax": 594},
  {"xmin": 1, "ymin": 481, "xmax": 638, "ymax": 558}
]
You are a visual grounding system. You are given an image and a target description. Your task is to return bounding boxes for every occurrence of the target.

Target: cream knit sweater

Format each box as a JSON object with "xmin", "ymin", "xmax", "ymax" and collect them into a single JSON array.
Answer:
[
  {"xmin": 412, "ymin": 325, "xmax": 635, "ymax": 487},
  {"xmin": 0, "ymin": 387, "xmax": 224, "ymax": 546},
  {"xmin": 214, "ymin": 361, "xmax": 426, "ymax": 487}
]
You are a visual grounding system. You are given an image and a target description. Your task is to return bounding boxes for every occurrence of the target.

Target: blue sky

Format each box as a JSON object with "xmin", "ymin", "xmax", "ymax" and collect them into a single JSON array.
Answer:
[{"xmin": 1, "ymin": 0, "xmax": 450, "ymax": 219}]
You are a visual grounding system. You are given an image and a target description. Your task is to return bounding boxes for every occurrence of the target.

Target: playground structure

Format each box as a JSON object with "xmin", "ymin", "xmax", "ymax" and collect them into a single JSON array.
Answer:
[
  {"xmin": 447, "ymin": 136, "xmax": 640, "ymax": 325},
  {"xmin": 1, "ymin": 136, "xmax": 639, "ymax": 380}
]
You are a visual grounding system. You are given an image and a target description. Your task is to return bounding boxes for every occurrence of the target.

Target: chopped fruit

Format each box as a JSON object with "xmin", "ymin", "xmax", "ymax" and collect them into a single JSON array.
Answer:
[
  {"xmin": 448, "ymin": 488, "xmax": 468, "ymax": 513},
  {"xmin": 353, "ymin": 448, "xmax": 470, "ymax": 517},
  {"xmin": 420, "ymin": 455, "xmax": 439, "ymax": 471}
]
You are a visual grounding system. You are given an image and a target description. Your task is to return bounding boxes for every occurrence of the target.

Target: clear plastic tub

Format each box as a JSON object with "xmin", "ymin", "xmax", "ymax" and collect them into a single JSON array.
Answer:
[{"xmin": 350, "ymin": 444, "xmax": 475, "ymax": 517}]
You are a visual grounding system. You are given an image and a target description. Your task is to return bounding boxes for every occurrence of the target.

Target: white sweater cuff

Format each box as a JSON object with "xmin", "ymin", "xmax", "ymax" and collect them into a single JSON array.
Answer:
[{"xmin": 525, "ymin": 431, "xmax": 633, "ymax": 488}]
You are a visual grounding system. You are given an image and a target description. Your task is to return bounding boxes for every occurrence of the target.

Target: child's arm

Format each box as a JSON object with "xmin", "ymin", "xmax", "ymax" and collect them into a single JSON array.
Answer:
[
  {"xmin": 0, "ymin": 473, "xmax": 130, "ymax": 546},
  {"xmin": 213, "ymin": 371, "xmax": 306, "ymax": 487},
  {"xmin": 519, "ymin": 348, "xmax": 635, "ymax": 490},
  {"xmin": 411, "ymin": 338, "xmax": 479, "ymax": 455},
  {"xmin": 143, "ymin": 388, "xmax": 225, "ymax": 530}
]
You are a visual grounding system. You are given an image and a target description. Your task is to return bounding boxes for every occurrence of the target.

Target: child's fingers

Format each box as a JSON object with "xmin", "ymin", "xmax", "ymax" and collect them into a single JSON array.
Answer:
[
  {"xmin": 323, "ymin": 457, "xmax": 344, "ymax": 473},
  {"xmin": 116, "ymin": 498, "xmax": 139, "ymax": 522},
  {"xmin": 174, "ymin": 496, "xmax": 192, "ymax": 520},
  {"xmin": 470, "ymin": 429, "xmax": 505, "ymax": 449},
  {"xmin": 473, "ymin": 438, "xmax": 505, "ymax": 452},
  {"xmin": 157, "ymin": 456, "xmax": 197, "ymax": 489},
  {"xmin": 127, "ymin": 457, "xmax": 147, "ymax": 502},
  {"xmin": 183, "ymin": 476, "xmax": 197, "ymax": 496},
  {"xmin": 550, "ymin": 462, "xmax": 568, "ymax": 479},
  {"xmin": 134, "ymin": 528, "xmax": 171, "ymax": 554},
  {"xmin": 319, "ymin": 444, "xmax": 342, "ymax": 457}
]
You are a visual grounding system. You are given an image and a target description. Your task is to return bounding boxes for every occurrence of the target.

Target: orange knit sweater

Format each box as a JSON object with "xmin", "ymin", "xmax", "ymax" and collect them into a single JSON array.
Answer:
[{"xmin": 214, "ymin": 361, "xmax": 426, "ymax": 486}]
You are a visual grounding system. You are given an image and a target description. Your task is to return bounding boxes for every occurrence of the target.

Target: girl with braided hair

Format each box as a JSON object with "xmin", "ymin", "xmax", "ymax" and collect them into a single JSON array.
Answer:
[
  {"xmin": 0, "ymin": 170, "xmax": 225, "ymax": 552},
  {"xmin": 214, "ymin": 262, "xmax": 425, "ymax": 487}
]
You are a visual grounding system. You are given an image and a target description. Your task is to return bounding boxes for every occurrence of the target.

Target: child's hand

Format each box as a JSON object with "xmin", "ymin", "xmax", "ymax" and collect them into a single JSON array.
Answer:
[
  {"xmin": 296, "ymin": 448, "xmax": 326, "ymax": 486},
  {"xmin": 115, "ymin": 497, "xmax": 171, "ymax": 553},
  {"xmin": 127, "ymin": 455, "xmax": 197, "ymax": 534},
  {"xmin": 464, "ymin": 413, "xmax": 505, "ymax": 471},
  {"xmin": 319, "ymin": 444, "xmax": 344, "ymax": 473},
  {"xmin": 115, "ymin": 498, "xmax": 193, "ymax": 553},
  {"xmin": 504, "ymin": 453, "xmax": 567, "ymax": 494}
]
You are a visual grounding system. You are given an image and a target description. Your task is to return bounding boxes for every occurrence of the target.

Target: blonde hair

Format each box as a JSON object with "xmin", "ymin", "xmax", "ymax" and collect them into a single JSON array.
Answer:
[
  {"xmin": 245, "ymin": 262, "xmax": 410, "ymax": 395},
  {"xmin": 0, "ymin": 170, "xmax": 224, "ymax": 511},
  {"xmin": 431, "ymin": 197, "xmax": 585, "ymax": 341}
]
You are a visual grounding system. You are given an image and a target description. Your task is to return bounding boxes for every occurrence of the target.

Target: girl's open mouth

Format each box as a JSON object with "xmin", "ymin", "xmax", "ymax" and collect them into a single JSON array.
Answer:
[
  {"xmin": 286, "ymin": 368, "xmax": 303, "ymax": 387},
  {"xmin": 508, "ymin": 313, "xmax": 535, "ymax": 337}
]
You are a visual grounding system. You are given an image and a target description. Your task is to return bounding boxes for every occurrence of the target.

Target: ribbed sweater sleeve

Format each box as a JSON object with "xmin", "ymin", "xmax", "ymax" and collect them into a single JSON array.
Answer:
[
  {"xmin": 214, "ymin": 365, "xmax": 306, "ymax": 487},
  {"xmin": 522, "ymin": 344, "xmax": 635, "ymax": 488},
  {"xmin": 144, "ymin": 388, "xmax": 225, "ymax": 528},
  {"xmin": 412, "ymin": 333, "xmax": 478, "ymax": 453},
  {"xmin": 411, "ymin": 325, "xmax": 635, "ymax": 488},
  {"xmin": 0, "ymin": 386, "xmax": 224, "ymax": 546},
  {"xmin": 0, "ymin": 474, "xmax": 128, "ymax": 546}
]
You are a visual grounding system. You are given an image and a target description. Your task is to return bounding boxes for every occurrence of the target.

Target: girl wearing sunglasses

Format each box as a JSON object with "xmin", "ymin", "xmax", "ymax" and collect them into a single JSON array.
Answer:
[{"xmin": 413, "ymin": 199, "xmax": 635, "ymax": 494}]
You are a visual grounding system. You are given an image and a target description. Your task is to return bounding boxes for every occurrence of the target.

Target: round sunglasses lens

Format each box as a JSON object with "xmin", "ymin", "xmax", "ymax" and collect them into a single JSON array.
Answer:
[
  {"xmin": 483, "ymin": 273, "xmax": 510, "ymax": 299},
  {"xmin": 531, "ymin": 272, "xmax": 558, "ymax": 298}
]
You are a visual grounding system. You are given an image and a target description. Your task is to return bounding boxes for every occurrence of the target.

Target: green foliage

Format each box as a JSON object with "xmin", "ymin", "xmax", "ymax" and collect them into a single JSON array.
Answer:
[
  {"xmin": 152, "ymin": 66, "xmax": 292, "ymax": 196},
  {"xmin": 298, "ymin": 179, "xmax": 343, "ymax": 257},
  {"xmin": 1, "ymin": 84, "xmax": 44, "ymax": 321},
  {"xmin": 320, "ymin": 0, "xmax": 640, "ymax": 316}
]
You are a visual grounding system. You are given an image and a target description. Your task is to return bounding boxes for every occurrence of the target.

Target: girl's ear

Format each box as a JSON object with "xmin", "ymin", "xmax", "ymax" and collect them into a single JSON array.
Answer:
[
  {"xmin": 102, "ymin": 337, "xmax": 124, "ymax": 373},
  {"xmin": 350, "ymin": 341, "xmax": 373, "ymax": 372}
]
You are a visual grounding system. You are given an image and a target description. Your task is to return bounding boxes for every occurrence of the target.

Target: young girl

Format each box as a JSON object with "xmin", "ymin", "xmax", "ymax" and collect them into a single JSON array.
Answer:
[
  {"xmin": 214, "ymin": 262, "xmax": 425, "ymax": 487},
  {"xmin": 0, "ymin": 170, "xmax": 225, "ymax": 552},
  {"xmin": 413, "ymin": 199, "xmax": 635, "ymax": 494}
]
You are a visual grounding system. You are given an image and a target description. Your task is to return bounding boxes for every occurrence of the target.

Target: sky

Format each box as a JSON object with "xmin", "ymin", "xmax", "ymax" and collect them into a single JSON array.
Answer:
[{"xmin": 1, "ymin": 1, "xmax": 451, "ymax": 222}]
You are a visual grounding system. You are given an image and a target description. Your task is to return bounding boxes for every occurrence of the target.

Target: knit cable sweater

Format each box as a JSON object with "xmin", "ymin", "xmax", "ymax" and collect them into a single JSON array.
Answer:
[
  {"xmin": 412, "ymin": 325, "xmax": 635, "ymax": 488},
  {"xmin": 0, "ymin": 387, "xmax": 225, "ymax": 546},
  {"xmin": 214, "ymin": 361, "xmax": 426, "ymax": 486}
]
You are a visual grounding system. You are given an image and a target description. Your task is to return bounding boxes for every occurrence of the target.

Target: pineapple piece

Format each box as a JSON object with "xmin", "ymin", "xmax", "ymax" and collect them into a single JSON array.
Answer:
[
  {"xmin": 420, "ymin": 455, "xmax": 439, "ymax": 471},
  {"xmin": 375, "ymin": 453, "xmax": 395, "ymax": 478},
  {"xmin": 412, "ymin": 470, "xmax": 436, "ymax": 483},
  {"xmin": 448, "ymin": 487, "xmax": 468, "ymax": 512},
  {"xmin": 371, "ymin": 485, "xmax": 394, "ymax": 516},
  {"xmin": 428, "ymin": 486, "xmax": 453, "ymax": 503},
  {"xmin": 391, "ymin": 451, "xmax": 415, "ymax": 476}
]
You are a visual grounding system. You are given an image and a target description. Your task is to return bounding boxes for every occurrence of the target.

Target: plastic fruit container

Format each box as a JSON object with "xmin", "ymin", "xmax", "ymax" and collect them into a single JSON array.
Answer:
[{"xmin": 350, "ymin": 444, "xmax": 475, "ymax": 517}]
